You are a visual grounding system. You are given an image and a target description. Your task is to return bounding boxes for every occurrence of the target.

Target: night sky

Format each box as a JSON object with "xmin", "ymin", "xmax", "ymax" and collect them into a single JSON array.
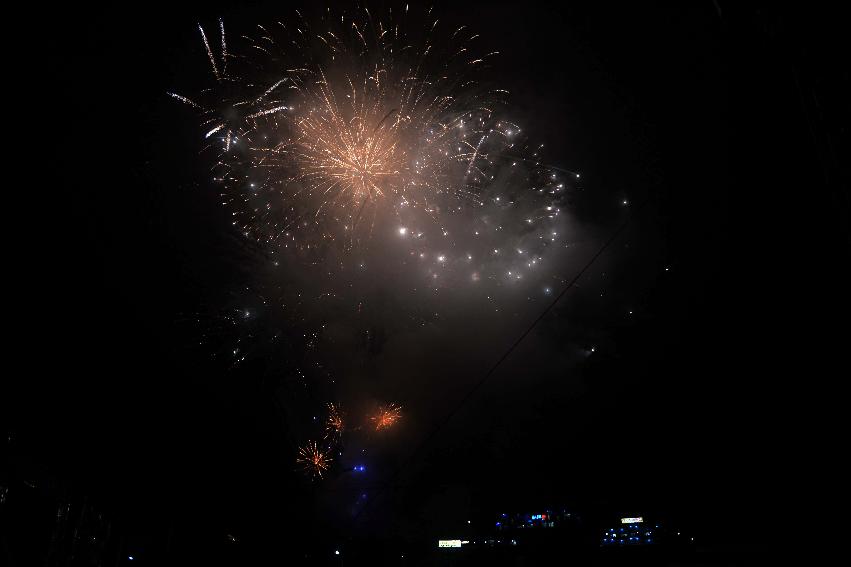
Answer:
[{"xmin": 6, "ymin": 1, "xmax": 848, "ymax": 564}]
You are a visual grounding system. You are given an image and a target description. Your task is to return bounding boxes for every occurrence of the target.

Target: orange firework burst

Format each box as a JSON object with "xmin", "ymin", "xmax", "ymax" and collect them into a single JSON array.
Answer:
[
  {"xmin": 170, "ymin": 7, "xmax": 517, "ymax": 248},
  {"xmin": 296, "ymin": 440, "xmax": 332, "ymax": 480},
  {"xmin": 325, "ymin": 403, "xmax": 345, "ymax": 438},
  {"xmin": 371, "ymin": 403, "xmax": 402, "ymax": 431}
]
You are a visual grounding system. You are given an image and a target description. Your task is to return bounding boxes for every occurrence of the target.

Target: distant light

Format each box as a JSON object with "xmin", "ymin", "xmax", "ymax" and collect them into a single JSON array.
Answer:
[
  {"xmin": 128, "ymin": 557, "xmax": 134, "ymax": 561},
  {"xmin": 335, "ymin": 550, "xmax": 340, "ymax": 555},
  {"xmin": 621, "ymin": 517, "xmax": 643, "ymax": 524},
  {"xmin": 467, "ymin": 520, "xmax": 471, "ymax": 524},
  {"xmin": 399, "ymin": 227, "xmax": 407, "ymax": 235},
  {"xmin": 622, "ymin": 200, "xmax": 628, "ymax": 205}
]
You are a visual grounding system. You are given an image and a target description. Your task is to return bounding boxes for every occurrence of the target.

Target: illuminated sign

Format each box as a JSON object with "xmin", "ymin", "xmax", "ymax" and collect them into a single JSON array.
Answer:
[
  {"xmin": 621, "ymin": 517, "xmax": 643, "ymax": 524},
  {"xmin": 438, "ymin": 540, "xmax": 462, "ymax": 548}
]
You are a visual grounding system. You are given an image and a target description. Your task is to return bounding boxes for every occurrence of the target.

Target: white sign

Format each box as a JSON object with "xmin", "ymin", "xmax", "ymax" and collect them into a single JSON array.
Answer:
[
  {"xmin": 621, "ymin": 517, "xmax": 643, "ymax": 524},
  {"xmin": 438, "ymin": 540, "xmax": 462, "ymax": 548}
]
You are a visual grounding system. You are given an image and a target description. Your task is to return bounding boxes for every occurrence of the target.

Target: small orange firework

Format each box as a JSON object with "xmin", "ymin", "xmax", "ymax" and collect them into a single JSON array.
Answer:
[
  {"xmin": 296, "ymin": 441, "xmax": 332, "ymax": 480},
  {"xmin": 371, "ymin": 403, "xmax": 403, "ymax": 431},
  {"xmin": 325, "ymin": 403, "xmax": 345, "ymax": 438}
]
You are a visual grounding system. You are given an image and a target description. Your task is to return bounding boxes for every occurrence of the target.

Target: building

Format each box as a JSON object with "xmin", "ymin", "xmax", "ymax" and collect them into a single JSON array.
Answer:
[
  {"xmin": 600, "ymin": 516, "xmax": 693, "ymax": 548},
  {"xmin": 494, "ymin": 509, "xmax": 577, "ymax": 531}
]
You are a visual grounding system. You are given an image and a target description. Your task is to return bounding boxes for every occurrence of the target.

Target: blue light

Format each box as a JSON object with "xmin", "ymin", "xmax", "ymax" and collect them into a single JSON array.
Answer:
[{"xmin": 128, "ymin": 557, "xmax": 134, "ymax": 561}]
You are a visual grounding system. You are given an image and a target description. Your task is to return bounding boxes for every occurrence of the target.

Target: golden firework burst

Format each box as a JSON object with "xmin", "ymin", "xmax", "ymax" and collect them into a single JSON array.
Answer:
[
  {"xmin": 371, "ymin": 403, "xmax": 403, "ymax": 431},
  {"xmin": 297, "ymin": 440, "xmax": 332, "ymax": 479}
]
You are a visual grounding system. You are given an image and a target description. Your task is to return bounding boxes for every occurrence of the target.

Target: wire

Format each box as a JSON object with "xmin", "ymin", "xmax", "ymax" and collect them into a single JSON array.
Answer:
[{"xmin": 356, "ymin": 196, "xmax": 652, "ymax": 519}]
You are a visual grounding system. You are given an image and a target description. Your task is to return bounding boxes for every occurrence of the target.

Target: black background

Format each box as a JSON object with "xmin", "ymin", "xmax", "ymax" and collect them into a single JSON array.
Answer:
[{"xmin": 5, "ymin": 1, "xmax": 848, "ymax": 563}]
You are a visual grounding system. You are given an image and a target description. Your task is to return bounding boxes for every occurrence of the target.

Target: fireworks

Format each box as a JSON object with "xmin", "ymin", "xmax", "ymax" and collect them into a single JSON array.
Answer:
[
  {"xmin": 325, "ymin": 402, "xmax": 345, "ymax": 438},
  {"xmin": 171, "ymin": 7, "xmax": 581, "ymax": 487},
  {"xmin": 169, "ymin": 6, "xmax": 563, "ymax": 251},
  {"xmin": 371, "ymin": 403, "xmax": 402, "ymax": 431},
  {"xmin": 297, "ymin": 440, "xmax": 333, "ymax": 479}
]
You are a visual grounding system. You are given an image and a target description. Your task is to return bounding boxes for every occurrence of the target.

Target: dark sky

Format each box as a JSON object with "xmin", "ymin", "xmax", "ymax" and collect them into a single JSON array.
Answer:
[{"xmin": 7, "ymin": 0, "xmax": 849, "ymax": 562}]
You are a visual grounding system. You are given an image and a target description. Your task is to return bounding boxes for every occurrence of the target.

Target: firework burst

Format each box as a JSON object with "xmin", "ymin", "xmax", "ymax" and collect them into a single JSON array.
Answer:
[
  {"xmin": 171, "ymin": 6, "xmax": 580, "ymax": 430},
  {"xmin": 170, "ymin": 6, "xmax": 563, "ymax": 251},
  {"xmin": 296, "ymin": 440, "xmax": 333, "ymax": 479},
  {"xmin": 371, "ymin": 402, "xmax": 403, "ymax": 431},
  {"xmin": 325, "ymin": 402, "xmax": 345, "ymax": 438}
]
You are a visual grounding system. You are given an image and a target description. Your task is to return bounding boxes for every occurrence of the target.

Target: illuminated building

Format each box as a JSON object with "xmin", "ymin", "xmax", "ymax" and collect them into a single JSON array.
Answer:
[
  {"xmin": 494, "ymin": 509, "xmax": 577, "ymax": 530},
  {"xmin": 600, "ymin": 516, "xmax": 690, "ymax": 547}
]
